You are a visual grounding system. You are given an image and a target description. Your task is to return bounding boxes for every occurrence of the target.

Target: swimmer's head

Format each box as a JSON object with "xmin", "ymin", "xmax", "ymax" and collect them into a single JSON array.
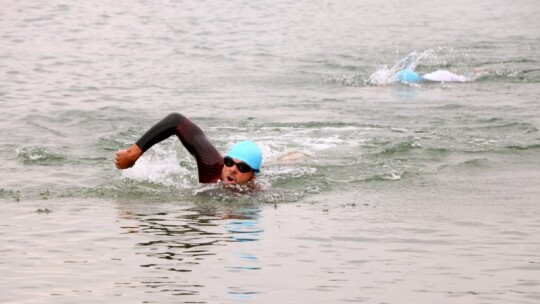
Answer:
[
  {"xmin": 395, "ymin": 69, "xmax": 423, "ymax": 83},
  {"xmin": 225, "ymin": 141, "xmax": 262, "ymax": 175}
]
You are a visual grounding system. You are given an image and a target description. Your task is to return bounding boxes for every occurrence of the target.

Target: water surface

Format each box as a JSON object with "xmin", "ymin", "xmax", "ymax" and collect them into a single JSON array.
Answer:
[{"xmin": 1, "ymin": 0, "xmax": 539, "ymax": 303}]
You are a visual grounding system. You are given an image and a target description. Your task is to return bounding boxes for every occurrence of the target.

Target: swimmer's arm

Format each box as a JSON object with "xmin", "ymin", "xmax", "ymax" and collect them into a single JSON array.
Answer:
[
  {"xmin": 115, "ymin": 113, "xmax": 186, "ymax": 169},
  {"xmin": 136, "ymin": 113, "xmax": 187, "ymax": 152}
]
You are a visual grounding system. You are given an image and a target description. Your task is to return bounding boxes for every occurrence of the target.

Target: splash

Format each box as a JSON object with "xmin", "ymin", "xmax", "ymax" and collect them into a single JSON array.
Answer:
[
  {"xmin": 368, "ymin": 50, "xmax": 436, "ymax": 86},
  {"xmin": 120, "ymin": 144, "xmax": 195, "ymax": 188},
  {"xmin": 367, "ymin": 49, "xmax": 475, "ymax": 86}
]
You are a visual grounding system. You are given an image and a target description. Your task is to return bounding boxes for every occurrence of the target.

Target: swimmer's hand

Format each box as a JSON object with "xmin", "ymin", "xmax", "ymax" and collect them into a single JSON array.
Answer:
[{"xmin": 115, "ymin": 144, "xmax": 143, "ymax": 169}]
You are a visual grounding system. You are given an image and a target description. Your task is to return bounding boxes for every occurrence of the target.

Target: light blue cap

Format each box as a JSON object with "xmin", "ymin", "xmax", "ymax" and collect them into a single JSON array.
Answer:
[
  {"xmin": 226, "ymin": 141, "xmax": 262, "ymax": 174},
  {"xmin": 395, "ymin": 69, "xmax": 423, "ymax": 83}
]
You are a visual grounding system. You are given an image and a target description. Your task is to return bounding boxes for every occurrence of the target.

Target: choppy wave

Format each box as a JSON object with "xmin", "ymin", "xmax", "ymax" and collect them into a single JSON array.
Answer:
[
  {"xmin": 503, "ymin": 143, "xmax": 540, "ymax": 151},
  {"xmin": 0, "ymin": 188, "xmax": 21, "ymax": 202},
  {"xmin": 8, "ymin": 114, "xmax": 538, "ymax": 204},
  {"xmin": 16, "ymin": 146, "xmax": 65, "ymax": 165},
  {"xmin": 361, "ymin": 170, "xmax": 406, "ymax": 182},
  {"xmin": 470, "ymin": 119, "xmax": 538, "ymax": 133}
]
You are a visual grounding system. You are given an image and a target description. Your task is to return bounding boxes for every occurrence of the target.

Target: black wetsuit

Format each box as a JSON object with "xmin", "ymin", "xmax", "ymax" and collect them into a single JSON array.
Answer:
[{"xmin": 135, "ymin": 113, "xmax": 223, "ymax": 183}]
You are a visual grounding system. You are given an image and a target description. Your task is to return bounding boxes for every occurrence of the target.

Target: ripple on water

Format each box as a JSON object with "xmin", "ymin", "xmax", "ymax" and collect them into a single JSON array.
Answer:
[{"xmin": 16, "ymin": 146, "xmax": 66, "ymax": 166}]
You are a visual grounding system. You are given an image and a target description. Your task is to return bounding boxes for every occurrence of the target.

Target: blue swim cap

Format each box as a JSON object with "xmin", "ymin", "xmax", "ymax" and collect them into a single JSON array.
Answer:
[
  {"xmin": 226, "ymin": 141, "xmax": 262, "ymax": 174},
  {"xmin": 395, "ymin": 69, "xmax": 423, "ymax": 83}
]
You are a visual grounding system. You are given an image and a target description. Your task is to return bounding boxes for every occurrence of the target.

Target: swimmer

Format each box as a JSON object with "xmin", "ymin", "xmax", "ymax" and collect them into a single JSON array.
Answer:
[
  {"xmin": 115, "ymin": 112, "xmax": 262, "ymax": 187},
  {"xmin": 394, "ymin": 68, "xmax": 469, "ymax": 83}
]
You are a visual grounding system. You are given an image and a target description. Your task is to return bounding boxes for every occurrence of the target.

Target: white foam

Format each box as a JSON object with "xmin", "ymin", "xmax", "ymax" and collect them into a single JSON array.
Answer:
[
  {"xmin": 386, "ymin": 170, "xmax": 403, "ymax": 180},
  {"xmin": 265, "ymin": 166, "xmax": 317, "ymax": 179},
  {"xmin": 121, "ymin": 144, "xmax": 194, "ymax": 188},
  {"xmin": 367, "ymin": 65, "xmax": 395, "ymax": 86}
]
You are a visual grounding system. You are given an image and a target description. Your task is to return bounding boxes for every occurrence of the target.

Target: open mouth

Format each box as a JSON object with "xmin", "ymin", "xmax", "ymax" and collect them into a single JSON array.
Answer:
[{"xmin": 226, "ymin": 176, "xmax": 235, "ymax": 183}]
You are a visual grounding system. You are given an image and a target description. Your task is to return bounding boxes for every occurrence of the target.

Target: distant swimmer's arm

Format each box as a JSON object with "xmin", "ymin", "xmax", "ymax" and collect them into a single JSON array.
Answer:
[{"xmin": 115, "ymin": 113, "xmax": 186, "ymax": 169}]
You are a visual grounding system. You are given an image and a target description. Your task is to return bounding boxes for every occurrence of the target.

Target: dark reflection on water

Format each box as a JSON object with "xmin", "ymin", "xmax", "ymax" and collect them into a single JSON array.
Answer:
[{"xmin": 117, "ymin": 200, "xmax": 263, "ymax": 301}]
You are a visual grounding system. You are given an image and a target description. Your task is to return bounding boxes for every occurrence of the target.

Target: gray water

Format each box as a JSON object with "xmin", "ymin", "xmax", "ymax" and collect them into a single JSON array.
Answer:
[{"xmin": 1, "ymin": 0, "xmax": 540, "ymax": 303}]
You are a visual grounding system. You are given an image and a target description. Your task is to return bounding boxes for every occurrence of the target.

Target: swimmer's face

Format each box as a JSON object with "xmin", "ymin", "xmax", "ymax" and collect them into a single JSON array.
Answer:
[{"xmin": 221, "ymin": 157, "xmax": 256, "ymax": 185}]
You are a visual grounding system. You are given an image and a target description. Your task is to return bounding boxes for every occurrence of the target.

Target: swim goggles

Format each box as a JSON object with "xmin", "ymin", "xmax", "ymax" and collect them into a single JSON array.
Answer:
[{"xmin": 223, "ymin": 156, "xmax": 259, "ymax": 173}]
